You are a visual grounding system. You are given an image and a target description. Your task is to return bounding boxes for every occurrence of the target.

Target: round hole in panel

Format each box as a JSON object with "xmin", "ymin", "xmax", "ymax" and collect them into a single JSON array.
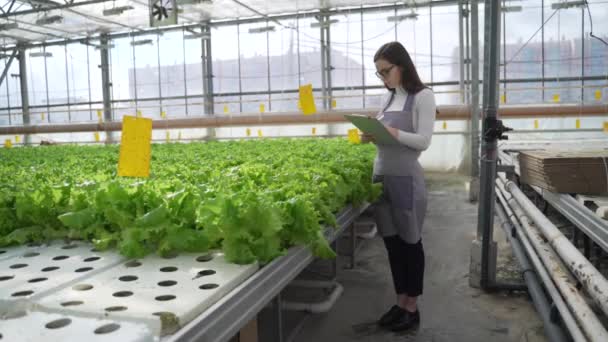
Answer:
[
  {"xmin": 94, "ymin": 323, "xmax": 121, "ymax": 334},
  {"xmin": 105, "ymin": 306, "xmax": 128, "ymax": 312},
  {"xmin": 9, "ymin": 264, "xmax": 27, "ymax": 269},
  {"xmin": 90, "ymin": 248, "xmax": 100, "ymax": 252},
  {"xmin": 28, "ymin": 277, "xmax": 48, "ymax": 283},
  {"xmin": 75, "ymin": 267, "xmax": 93, "ymax": 273},
  {"xmin": 196, "ymin": 254, "xmax": 213, "ymax": 262},
  {"xmin": 41, "ymin": 266, "xmax": 60, "ymax": 272},
  {"xmin": 73, "ymin": 284, "xmax": 94, "ymax": 291},
  {"xmin": 27, "ymin": 243, "xmax": 41, "ymax": 247},
  {"xmin": 118, "ymin": 275, "xmax": 138, "ymax": 282},
  {"xmin": 23, "ymin": 252, "xmax": 40, "ymax": 258},
  {"xmin": 62, "ymin": 244, "xmax": 78, "ymax": 250},
  {"xmin": 45, "ymin": 318, "xmax": 72, "ymax": 329},
  {"xmin": 199, "ymin": 283, "xmax": 219, "ymax": 290},
  {"xmin": 0, "ymin": 250, "xmax": 6, "ymax": 254},
  {"xmin": 4, "ymin": 311, "xmax": 26, "ymax": 320},
  {"xmin": 197, "ymin": 270, "xmax": 216, "ymax": 277},
  {"xmin": 160, "ymin": 266, "xmax": 178, "ymax": 272},
  {"xmin": 84, "ymin": 256, "xmax": 101, "ymax": 262},
  {"xmin": 155, "ymin": 295, "xmax": 176, "ymax": 301},
  {"xmin": 61, "ymin": 301, "xmax": 84, "ymax": 307},
  {"xmin": 52, "ymin": 255, "xmax": 69, "ymax": 261},
  {"xmin": 158, "ymin": 280, "xmax": 177, "ymax": 287},
  {"xmin": 11, "ymin": 290, "xmax": 34, "ymax": 297},
  {"xmin": 0, "ymin": 276, "xmax": 14, "ymax": 281},
  {"xmin": 125, "ymin": 261, "xmax": 142, "ymax": 268},
  {"xmin": 112, "ymin": 291, "xmax": 133, "ymax": 298}
]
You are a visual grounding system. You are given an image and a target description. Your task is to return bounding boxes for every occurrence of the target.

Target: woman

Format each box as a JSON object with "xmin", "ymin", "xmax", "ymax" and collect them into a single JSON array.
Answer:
[{"xmin": 362, "ymin": 41, "xmax": 436, "ymax": 332}]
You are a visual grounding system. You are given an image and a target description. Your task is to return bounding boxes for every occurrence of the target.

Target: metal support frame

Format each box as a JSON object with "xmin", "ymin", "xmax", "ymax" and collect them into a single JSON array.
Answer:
[
  {"xmin": 17, "ymin": 45, "xmax": 30, "ymax": 144},
  {"xmin": 470, "ymin": 0, "xmax": 481, "ymax": 196},
  {"xmin": 200, "ymin": 23, "xmax": 214, "ymax": 116},
  {"xmin": 165, "ymin": 204, "xmax": 368, "ymax": 342},
  {"xmin": 477, "ymin": 0, "xmax": 501, "ymax": 290},
  {"xmin": 458, "ymin": 0, "xmax": 465, "ymax": 105},
  {"xmin": 0, "ymin": 49, "xmax": 16, "ymax": 87},
  {"xmin": 99, "ymin": 34, "xmax": 113, "ymax": 142}
]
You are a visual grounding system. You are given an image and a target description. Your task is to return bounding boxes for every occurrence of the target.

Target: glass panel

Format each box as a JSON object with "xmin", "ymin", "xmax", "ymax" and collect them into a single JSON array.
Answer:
[
  {"xmin": 362, "ymin": 9, "xmax": 395, "ymax": 88},
  {"xmin": 298, "ymin": 17, "xmax": 322, "ymax": 87},
  {"xmin": 110, "ymin": 37, "xmax": 135, "ymax": 101},
  {"xmin": 26, "ymin": 49, "xmax": 48, "ymax": 108},
  {"xmin": 239, "ymin": 21, "xmax": 270, "ymax": 93},
  {"xmin": 133, "ymin": 34, "xmax": 160, "ymax": 100},
  {"xmin": 331, "ymin": 12, "xmax": 364, "ymax": 89},
  {"xmin": 212, "ymin": 25, "xmax": 240, "ymax": 94},
  {"xmin": 66, "ymin": 43, "xmax": 91, "ymax": 106},
  {"xmin": 504, "ymin": 4, "xmax": 542, "ymax": 80},
  {"xmin": 543, "ymin": 2, "xmax": 582, "ymax": 83},
  {"xmin": 184, "ymin": 35, "xmax": 203, "ymax": 97},
  {"xmin": 397, "ymin": 6, "xmax": 432, "ymax": 83},
  {"xmin": 271, "ymin": 92, "xmax": 298, "ymax": 112},
  {"xmin": 333, "ymin": 89, "xmax": 363, "ymax": 109},
  {"xmin": 431, "ymin": 5, "xmax": 459, "ymax": 84},
  {"xmin": 504, "ymin": 82, "xmax": 542, "ymax": 105},
  {"xmin": 268, "ymin": 18, "xmax": 299, "ymax": 92},
  {"xmin": 214, "ymin": 95, "xmax": 240, "ymax": 115},
  {"xmin": 88, "ymin": 44, "xmax": 103, "ymax": 103}
]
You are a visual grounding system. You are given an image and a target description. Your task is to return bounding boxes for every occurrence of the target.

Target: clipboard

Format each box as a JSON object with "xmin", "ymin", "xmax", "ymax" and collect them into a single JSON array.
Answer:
[{"xmin": 344, "ymin": 114, "xmax": 399, "ymax": 145}]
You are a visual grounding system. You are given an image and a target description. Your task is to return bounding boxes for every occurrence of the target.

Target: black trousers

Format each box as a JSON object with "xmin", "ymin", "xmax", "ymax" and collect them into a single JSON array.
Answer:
[{"xmin": 383, "ymin": 235, "xmax": 425, "ymax": 296}]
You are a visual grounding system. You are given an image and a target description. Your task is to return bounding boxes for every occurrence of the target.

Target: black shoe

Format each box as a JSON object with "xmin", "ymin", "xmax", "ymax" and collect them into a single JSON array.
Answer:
[
  {"xmin": 378, "ymin": 305, "xmax": 406, "ymax": 327},
  {"xmin": 389, "ymin": 309, "xmax": 420, "ymax": 332}
]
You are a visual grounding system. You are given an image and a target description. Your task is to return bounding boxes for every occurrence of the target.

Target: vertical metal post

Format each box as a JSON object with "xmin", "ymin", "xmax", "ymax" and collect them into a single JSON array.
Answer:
[
  {"xmin": 182, "ymin": 29, "xmax": 188, "ymax": 116},
  {"xmin": 470, "ymin": 0, "xmax": 480, "ymax": 187},
  {"xmin": 360, "ymin": 9, "xmax": 365, "ymax": 108},
  {"xmin": 17, "ymin": 45, "xmax": 30, "ymax": 145},
  {"xmin": 201, "ymin": 23, "xmax": 214, "ymax": 115},
  {"xmin": 477, "ymin": 0, "xmax": 501, "ymax": 290},
  {"xmin": 541, "ymin": 0, "xmax": 545, "ymax": 101},
  {"xmin": 326, "ymin": 16, "xmax": 333, "ymax": 111},
  {"xmin": 430, "ymin": 5, "xmax": 434, "ymax": 84},
  {"xmin": 156, "ymin": 34, "xmax": 163, "ymax": 116},
  {"xmin": 99, "ymin": 34, "xmax": 114, "ymax": 143},
  {"xmin": 86, "ymin": 41, "xmax": 93, "ymax": 121},
  {"xmin": 502, "ymin": 2, "xmax": 507, "ymax": 104},
  {"xmin": 131, "ymin": 36, "xmax": 138, "ymax": 113},
  {"xmin": 458, "ymin": 0, "xmax": 466, "ymax": 104},
  {"xmin": 272, "ymin": 294, "xmax": 284, "ymax": 342},
  {"xmin": 320, "ymin": 14, "xmax": 328, "ymax": 110},
  {"xmin": 237, "ymin": 23, "xmax": 243, "ymax": 113},
  {"xmin": 43, "ymin": 46, "xmax": 50, "ymax": 123},
  {"xmin": 581, "ymin": 6, "xmax": 585, "ymax": 103},
  {"xmin": 65, "ymin": 44, "xmax": 71, "ymax": 122},
  {"xmin": 266, "ymin": 21, "xmax": 272, "ymax": 112},
  {"xmin": 464, "ymin": 1, "xmax": 471, "ymax": 105}
]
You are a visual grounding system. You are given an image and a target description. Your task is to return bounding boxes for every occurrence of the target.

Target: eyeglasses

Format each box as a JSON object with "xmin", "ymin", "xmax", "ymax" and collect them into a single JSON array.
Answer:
[{"xmin": 375, "ymin": 65, "xmax": 396, "ymax": 79}]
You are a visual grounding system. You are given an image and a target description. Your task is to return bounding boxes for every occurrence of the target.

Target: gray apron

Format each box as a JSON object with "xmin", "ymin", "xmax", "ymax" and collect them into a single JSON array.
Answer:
[{"xmin": 373, "ymin": 91, "xmax": 428, "ymax": 243}]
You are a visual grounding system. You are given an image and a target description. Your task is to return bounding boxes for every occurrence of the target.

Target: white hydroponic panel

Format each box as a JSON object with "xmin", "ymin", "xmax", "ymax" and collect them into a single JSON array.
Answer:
[
  {"xmin": 0, "ymin": 310, "xmax": 156, "ymax": 342},
  {"xmin": 0, "ymin": 242, "xmax": 126, "ymax": 309},
  {"xmin": 0, "ymin": 244, "xmax": 41, "ymax": 262},
  {"xmin": 36, "ymin": 252, "xmax": 258, "ymax": 336}
]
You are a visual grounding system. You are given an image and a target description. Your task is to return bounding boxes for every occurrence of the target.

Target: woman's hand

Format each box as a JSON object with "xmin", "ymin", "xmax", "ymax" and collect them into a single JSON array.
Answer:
[
  {"xmin": 360, "ymin": 133, "xmax": 375, "ymax": 144},
  {"xmin": 384, "ymin": 125, "xmax": 399, "ymax": 139}
]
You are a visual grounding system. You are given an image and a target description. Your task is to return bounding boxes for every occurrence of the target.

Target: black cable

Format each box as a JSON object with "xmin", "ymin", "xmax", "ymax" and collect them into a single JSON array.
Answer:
[{"xmin": 584, "ymin": 0, "xmax": 608, "ymax": 46}]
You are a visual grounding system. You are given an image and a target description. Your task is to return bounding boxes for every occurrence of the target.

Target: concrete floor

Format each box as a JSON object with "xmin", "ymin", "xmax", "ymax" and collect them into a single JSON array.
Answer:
[{"xmin": 290, "ymin": 172, "xmax": 547, "ymax": 342}]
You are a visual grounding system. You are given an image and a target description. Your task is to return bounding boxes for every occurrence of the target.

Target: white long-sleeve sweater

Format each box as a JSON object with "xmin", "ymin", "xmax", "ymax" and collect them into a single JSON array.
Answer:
[{"xmin": 383, "ymin": 87, "xmax": 437, "ymax": 151}]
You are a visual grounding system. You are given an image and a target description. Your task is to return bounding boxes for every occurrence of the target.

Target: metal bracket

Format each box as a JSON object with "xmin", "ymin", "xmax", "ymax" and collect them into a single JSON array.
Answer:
[{"xmin": 483, "ymin": 117, "xmax": 512, "ymax": 142}]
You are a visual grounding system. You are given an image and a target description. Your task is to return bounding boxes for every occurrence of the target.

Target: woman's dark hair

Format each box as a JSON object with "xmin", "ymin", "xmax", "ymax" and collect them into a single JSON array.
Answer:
[{"xmin": 374, "ymin": 41, "xmax": 426, "ymax": 94}]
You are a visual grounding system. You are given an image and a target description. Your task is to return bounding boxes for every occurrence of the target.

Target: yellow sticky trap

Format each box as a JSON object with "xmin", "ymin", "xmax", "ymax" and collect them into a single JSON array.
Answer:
[
  {"xmin": 41, "ymin": 112, "xmax": 45, "ymax": 120},
  {"xmin": 553, "ymin": 94, "xmax": 560, "ymax": 103},
  {"xmin": 347, "ymin": 128, "xmax": 360, "ymax": 144},
  {"xmin": 259, "ymin": 104, "xmax": 265, "ymax": 113},
  {"xmin": 4, "ymin": 139, "xmax": 12, "ymax": 148},
  {"xmin": 15, "ymin": 136, "xmax": 20, "ymax": 143},
  {"xmin": 603, "ymin": 121, "xmax": 608, "ymax": 133},
  {"xmin": 117, "ymin": 116, "xmax": 152, "ymax": 178},
  {"xmin": 331, "ymin": 99, "xmax": 337, "ymax": 109},
  {"xmin": 136, "ymin": 110, "xmax": 142, "ymax": 118},
  {"xmin": 500, "ymin": 94, "xmax": 505, "ymax": 104},
  {"xmin": 223, "ymin": 105, "xmax": 229, "ymax": 113},
  {"xmin": 246, "ymin": 128, "xmax": 251, "ymax": 137},
  {"xmin": 257, "ymin": 129, "xmax": 263, "ymax": 137},
  {"xmin": 178, "ymin": 131, "xmax": 182, "ymax": 140},
  {"xmin": 165, "ymin": 131, "xmax": 170, "ymax": 142},
  {"xmin": 97, "ymin": 110, "xmax": 103, "ymax": 122},
  {"xmin": 160, "ymin": 111, "xmax": 166, "ymax": 119},
  {"xmin": 534, "ymin": 120, "xmax": 539, "ymax": 129},
  {"xmin": 94, "ymin": 132, "xmax": 100, "ymax": 142},
  {"xmin": 442, "ymin": 121, "xmax": 447, "ymax": 130},
  {"xmin": 312, "ymin": 127, "xmax": 317, "ymax": 135},
  {"xmin": 299, "ymin": 84, "xmax": 317, "ymax": 115},
  {"xmin": 576, "ymin": 119, "xmax": 581, "ymax": 129},
  {"xmin": 596, "ymin": 90, "xmax": 602, "ymax": 101}
]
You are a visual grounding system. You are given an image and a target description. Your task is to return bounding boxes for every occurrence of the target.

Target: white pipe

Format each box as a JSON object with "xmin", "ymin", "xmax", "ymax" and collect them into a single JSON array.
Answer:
[
  {"xmin": 497, "ymin": 178, "xmax": 608, "ymax": 341},
  {"xmin": 282, "ymin": 283, "xmax": 344, "ymax": 313},
  {"xmin": 502, "ymin": 174, "xmax": 608, "ymax": 319},
  {"xmin": 496, "ymin": 184, "xmax": 587, "ymax": 342}
]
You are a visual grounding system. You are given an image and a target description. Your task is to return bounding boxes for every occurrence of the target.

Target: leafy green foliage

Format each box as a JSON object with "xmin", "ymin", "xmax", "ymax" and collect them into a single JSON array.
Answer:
[{"xmin": 0, "ymin": 139, "xmax": 379, "ymax": 264}]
